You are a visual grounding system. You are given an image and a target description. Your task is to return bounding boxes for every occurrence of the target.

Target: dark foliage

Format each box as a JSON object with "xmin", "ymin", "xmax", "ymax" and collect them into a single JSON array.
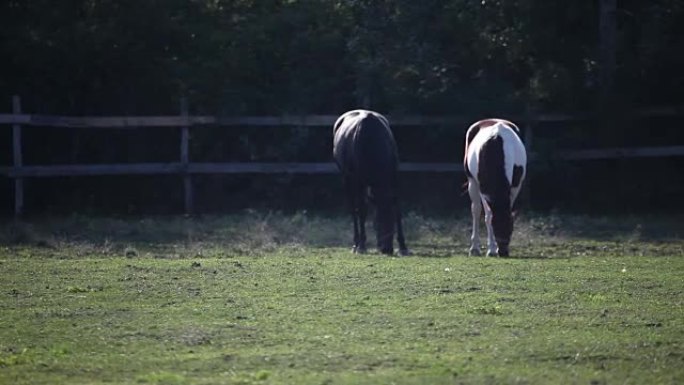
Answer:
[{"xmin": 0, "ymin": 0, "xmax": 682, "ymax": 215}]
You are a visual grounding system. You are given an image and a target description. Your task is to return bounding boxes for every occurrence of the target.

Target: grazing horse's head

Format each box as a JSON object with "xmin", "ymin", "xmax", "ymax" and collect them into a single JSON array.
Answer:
[
  {"xmin": 490, "ymin": 200, "xmax": 513, "ymax": 256},
  {"xmin": 490, "ymin": 164, "xmax": 524, "ymax": 257}
]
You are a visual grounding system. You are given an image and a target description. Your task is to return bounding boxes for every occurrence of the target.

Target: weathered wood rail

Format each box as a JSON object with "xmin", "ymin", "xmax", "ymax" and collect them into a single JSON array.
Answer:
[{"xmin": 2, "ymin": 96, "xmax": 683, "ymax": 215}]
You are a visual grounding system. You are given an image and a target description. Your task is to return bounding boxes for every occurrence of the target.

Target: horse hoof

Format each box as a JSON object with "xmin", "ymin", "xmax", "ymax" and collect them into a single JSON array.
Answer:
[
  {"xmin": 353, "ymin": 246, "xmax": 367, "ymax": 254},
  {"xmin": 398, "ymin": 249, "xmax": 411, "ymax": 256},
  {"xmin": 469, "ymin": 248, "xmax": 481, "ymax": 256},
  {"xmin": 486, "ymin": 250, "xmax": 498, "ymax": 257}
]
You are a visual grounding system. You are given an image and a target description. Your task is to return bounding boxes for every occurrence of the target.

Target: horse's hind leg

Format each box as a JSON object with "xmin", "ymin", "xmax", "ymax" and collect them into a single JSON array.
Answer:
[
  {"xmin": 345, "ymin": 176, "xmax": 365, "ymax": 254},
  {"xmin": 395, "ymin": 199, "xmax": 410, "ymax": 256},
  {"xmin": 356, "ymin": 186, "xmax": 368, "ymax": 253},
  {"xmin": 468, "ymin": 180, "xmax": 482, "ymax": 256},
  {"xmin": 482, "ymin": 198, "xmax": 497, "ymax": 257},
  {"xmin": 352, "ymin": 210, "xmax": 362, "ymax": 253}
]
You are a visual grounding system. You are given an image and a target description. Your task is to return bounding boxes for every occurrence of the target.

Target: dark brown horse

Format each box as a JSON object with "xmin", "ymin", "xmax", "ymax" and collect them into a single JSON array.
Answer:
[{"xmin": 333, "ymin": 110, "xmax": 409, "ymax": 255}]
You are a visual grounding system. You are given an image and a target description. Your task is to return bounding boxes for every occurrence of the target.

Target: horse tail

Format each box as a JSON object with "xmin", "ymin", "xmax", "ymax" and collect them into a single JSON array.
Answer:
[
  {"xmin": 478, "ymin": 134, "xmax": 511, "ymax": 210},
  {"xmin": 356, "ymin": 113, "xmax": 398, "ymax": 192}
]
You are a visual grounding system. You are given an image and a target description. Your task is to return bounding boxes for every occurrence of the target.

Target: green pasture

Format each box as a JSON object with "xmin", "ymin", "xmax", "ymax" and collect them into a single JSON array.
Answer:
[{"xmin": 0, "ymin": 212, "xmax": 683, "ymax": 384}]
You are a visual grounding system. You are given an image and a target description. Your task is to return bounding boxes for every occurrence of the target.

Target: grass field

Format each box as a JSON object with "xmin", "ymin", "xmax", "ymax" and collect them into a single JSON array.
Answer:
[{"xmin": 1, "ymin": 211, "xmax": 683, "ymax": 384}]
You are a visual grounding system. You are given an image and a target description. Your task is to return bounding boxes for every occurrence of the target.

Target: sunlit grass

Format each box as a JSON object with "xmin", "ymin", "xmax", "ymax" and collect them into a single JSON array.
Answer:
[{"xmin": 0, "ymin": 212, "xmax": 683, "ymax": 384}]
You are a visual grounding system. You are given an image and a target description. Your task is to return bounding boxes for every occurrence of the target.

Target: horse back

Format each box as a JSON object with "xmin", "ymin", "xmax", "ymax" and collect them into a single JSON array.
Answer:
[
  {"xmin": 464, "ymin": 119, "xmax": 523, "ymax": 180},
  {"xmin": 334, "ymin": 110, "xmax": 397, "ymax": 174},
  {"xmin": 465, "ymin": 121, "xmax": 526, "ymax": 196}
]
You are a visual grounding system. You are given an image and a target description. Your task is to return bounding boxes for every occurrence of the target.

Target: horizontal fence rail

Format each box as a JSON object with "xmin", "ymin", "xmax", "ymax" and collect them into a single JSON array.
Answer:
[
  {"xmin": 0, "ymin": 162, "xmax": 464, "ymax": 178},
  {"xmin": 2, "ymin": 106, "xmax": 682, "ymax": 128},
  {"xmin": 559, "ymin": 145, "xmax": 684, "ymax": 160},
  {"xmin": 3, "ymin": 107, "xmax": 682, "ymax": 128},
  {"xmin": 2, "ymin": 95, "xmax": 683, "ymax": 215},
  {"xmin": 0, "ymin": 113, "xmax": 486, "ymax": 128}
]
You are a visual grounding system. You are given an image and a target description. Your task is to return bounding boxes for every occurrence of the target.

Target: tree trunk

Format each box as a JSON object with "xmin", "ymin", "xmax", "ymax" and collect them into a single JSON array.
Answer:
[{"xmin": 599, "ymin": 0, "xmax": 617, "ymax": 110}]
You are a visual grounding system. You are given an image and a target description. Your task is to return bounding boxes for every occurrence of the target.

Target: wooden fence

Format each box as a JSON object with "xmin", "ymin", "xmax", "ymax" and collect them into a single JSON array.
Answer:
[{"xmin": 1, "ymin": 96, "xmax": 683, "ymax": 216}]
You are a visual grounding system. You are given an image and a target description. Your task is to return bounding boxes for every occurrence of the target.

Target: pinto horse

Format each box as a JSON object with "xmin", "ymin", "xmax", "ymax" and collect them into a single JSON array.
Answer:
[
  {"xmin": 464, "ymin": 119, "xmax": 526, "ymax": 257},
  {"xmin": 333, "ymin": 109, "xmax": 409, "ymax": 255}
]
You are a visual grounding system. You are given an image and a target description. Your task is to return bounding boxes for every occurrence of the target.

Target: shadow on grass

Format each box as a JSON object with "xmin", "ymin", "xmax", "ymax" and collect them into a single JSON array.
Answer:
[
  {"xmin": 501, "ymin": 254, "xmax": 569, "ymax": 260},
  {"xmin": 405, "ymin": 243, "xmax": 464, "ymax": 259},
  {"xmin": 0, "ymin": 211, "xmax": 682, "ymax": 258},
  {"xmin": 517, "ymin": 212, "xmax": 684, "ymax": 242}
]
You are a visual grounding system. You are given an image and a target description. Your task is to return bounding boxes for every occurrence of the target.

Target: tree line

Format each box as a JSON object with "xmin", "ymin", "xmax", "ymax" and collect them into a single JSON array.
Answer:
[
  {"xmin": 0, "ymin": 0, "xmax": 682, "ymax": 214},
  {"xmin": 2, "ymin": 0, "xmax": 682, "ymax": 115}
]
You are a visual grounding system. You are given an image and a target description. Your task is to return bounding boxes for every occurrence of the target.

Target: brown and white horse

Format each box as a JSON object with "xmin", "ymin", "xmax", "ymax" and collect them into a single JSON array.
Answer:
[{"xmin": 464, "ymin": 119, "xmax": 526, "ymax": 257}]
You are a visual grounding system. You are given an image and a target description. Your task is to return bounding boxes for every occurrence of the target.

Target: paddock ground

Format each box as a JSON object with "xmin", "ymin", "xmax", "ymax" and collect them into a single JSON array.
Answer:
[{"xmin": 1, "ymin": 212, "xmax": 683, "ymax": 384}]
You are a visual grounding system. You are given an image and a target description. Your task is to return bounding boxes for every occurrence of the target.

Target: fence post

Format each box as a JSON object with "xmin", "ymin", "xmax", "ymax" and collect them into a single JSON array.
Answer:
[
  {"xmin": 180, "ymin": 97, "xmax": 193, "ymax": 215},
  {"xmin": 12, "ymin": 95, "xmax": 24, "ymax": 217},
  {"xmin": 521, "ymin": 104, "xmax": 534, "ymax": 209}
]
